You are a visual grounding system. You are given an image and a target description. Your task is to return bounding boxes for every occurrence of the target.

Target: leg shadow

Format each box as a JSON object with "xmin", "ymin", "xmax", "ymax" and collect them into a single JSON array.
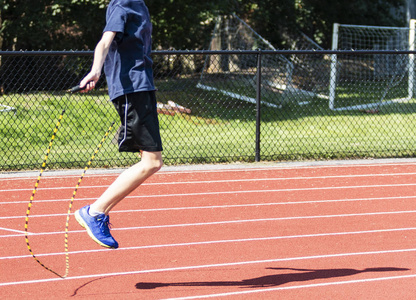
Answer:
[{"xmin": 135, "ymin": 266, "xmax": 410, "ymax": 290}]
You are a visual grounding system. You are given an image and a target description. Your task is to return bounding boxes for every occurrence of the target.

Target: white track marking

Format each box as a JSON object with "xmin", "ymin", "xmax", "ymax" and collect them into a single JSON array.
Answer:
[
  {"xmin": 1, "ymin": 171, "xmax": 416, "ymax": 193},
  {"xmin": 2, "ymin": 183, "xmax": 416, "ymax": 206},
  {"xmin": 101, "ymin": 210, "xmax": 416, "ymax": 231},
  {"xmin": 162, "ymin": 273, "xmax": 416, "ymax": 299},
  {"xmin": 1, "ymin": 248, "xmax": 416, "ymax": 287},
  {"xmin": 2, "ymin": 194, "xmax": 416, "ymax": 219},
  {"xmin": 2, "ymin": 210, "xmax": 416, "ymax": 237},
  {"xmin": 0, "ymin": 227, "xmax": 27, "ymax": 234},
  {"xmin": 0, "ymin": 210, "xmax": 416, "ymax": 238},
  {"xmin": 2, "ymin": 209, "xmax": 416, "ymax": 237},
  {"xmin": 2, "ymin": 227, "xmax": 416, "ymax": 260},
  {"xmin": 1, "ymin": 197, "xmax": 97, "ymax": 205},
  {"xmin": 1, "ymin": 159, "xmax": 416, "ymax": 181},
  {"xmin": 2, "ymin": 193, "xmax": 416, "ymax": 206}
]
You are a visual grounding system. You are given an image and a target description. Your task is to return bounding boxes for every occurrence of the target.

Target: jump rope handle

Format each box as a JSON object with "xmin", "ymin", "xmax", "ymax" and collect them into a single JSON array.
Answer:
[{"xmin": 68, "ymin": 84, "xmax": 86, "ymax": 93}]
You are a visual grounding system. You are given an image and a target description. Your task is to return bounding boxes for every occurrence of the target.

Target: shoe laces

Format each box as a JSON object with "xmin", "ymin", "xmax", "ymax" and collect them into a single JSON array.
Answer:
[{"xmin": 96, "ymin": 215, "xmax": 113, "ymax": 236}]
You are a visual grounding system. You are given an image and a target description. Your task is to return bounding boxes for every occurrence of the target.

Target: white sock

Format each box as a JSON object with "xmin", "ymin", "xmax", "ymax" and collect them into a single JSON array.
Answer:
[{"xmin": 88, "ymin": 206, "xmax": 104, "ymax": 217}]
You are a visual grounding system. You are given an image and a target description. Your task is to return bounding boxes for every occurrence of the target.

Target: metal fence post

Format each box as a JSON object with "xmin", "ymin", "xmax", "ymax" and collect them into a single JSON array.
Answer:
[{"xmin": 255, "ymin": 49, "xmax": 262, "ymax": 162}]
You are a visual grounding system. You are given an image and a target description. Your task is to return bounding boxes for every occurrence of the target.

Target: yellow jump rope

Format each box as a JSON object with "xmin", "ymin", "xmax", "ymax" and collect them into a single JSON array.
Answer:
[{"xmin": 24, "ymin": 108, "xmax": 114, "ymax": 278}]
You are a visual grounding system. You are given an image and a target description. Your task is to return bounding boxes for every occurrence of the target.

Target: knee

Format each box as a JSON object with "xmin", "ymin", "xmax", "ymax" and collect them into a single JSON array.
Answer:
[
  {"xmin": 145, "ymin": 157, "xmax": 163, "ymax": 175},
  {"xmin": 140, "ymin": 151, "xmax": 163, "ymax": 175},
  {"xmin": 151, "ymin": 158, "xmax": 163, "ymax": 174}
]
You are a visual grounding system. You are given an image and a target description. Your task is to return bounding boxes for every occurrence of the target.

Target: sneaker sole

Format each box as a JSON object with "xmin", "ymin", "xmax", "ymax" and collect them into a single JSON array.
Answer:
[{"xmin": 74, "ymin": 210, "xmax": 116, "ymax": 249}]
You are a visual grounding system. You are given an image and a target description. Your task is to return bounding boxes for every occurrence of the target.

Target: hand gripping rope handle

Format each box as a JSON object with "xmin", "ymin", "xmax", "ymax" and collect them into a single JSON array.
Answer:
[
  {"xmin": 25, "ymin": 110, "xmax": 115, "ymax": 278},
  {"xmin": 67, "ymin": 85, "xmax": 86, "ymax": 93}
]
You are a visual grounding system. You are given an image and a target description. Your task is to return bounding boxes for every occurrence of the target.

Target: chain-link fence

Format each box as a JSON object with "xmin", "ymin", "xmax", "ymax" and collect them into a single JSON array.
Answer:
[{"xmin": 1, "ymin": 50, "xmax": 416, "ymax": 171}]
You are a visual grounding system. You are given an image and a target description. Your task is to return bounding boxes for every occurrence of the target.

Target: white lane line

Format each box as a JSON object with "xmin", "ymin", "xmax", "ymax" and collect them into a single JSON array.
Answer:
[
  {"xmin": 1, "ymin": 248, "xmax": 416, "ymax": 287},
  {"xmin": 162, "ymin": 273, "xmax": 416, "ymax": 300},
  {"xmin": 2, "ymin": 182, "xmax": 416, "ymax": 207},
  {"xmin": 3, "ymin": 193, "xmax": 416, "ymax": 206},
  {"xmin": 0, "ymin": 227, "xmax": 27, "ymax": 234},
  {"xmin": 1, "ymin": 197, "xmax": 97, "ymax": 205},
  {"xmin": 2, "ymin": 227, "xmax": 416, "ymax": 260},
  {"xmin": 2, "ymin": 210, "xmax": 416, "ymax": 238},
  {"xmin": 2, "ymin": 194, "xmax": 416, "ymax": 220},
  {"xmin": 109, "ymin": 210, "xmax": 416, "ymax": 231},
  {"xmin": 2, "ymin": 160, "xmax": 416, "ymax": 181},
  {"xmin": 1, "ymin": 171, "xmax": 416, "ymax": 193}
]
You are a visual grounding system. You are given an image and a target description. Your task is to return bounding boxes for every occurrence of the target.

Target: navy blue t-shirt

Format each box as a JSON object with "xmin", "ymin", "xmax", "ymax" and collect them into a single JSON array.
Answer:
[{"xmin": 103, "ymin": 0, "xmax": 155, "ymax": 101}]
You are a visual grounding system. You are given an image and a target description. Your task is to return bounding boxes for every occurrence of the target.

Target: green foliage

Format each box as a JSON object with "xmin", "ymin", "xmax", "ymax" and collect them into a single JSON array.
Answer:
[
  {"xmin": 245, "ymin": 0, "xmax": 298, "ymax": 48},
  {"xmin": 0, "ymin": 0, "xmax": 408, "ymax": 50},
  {"xmin": 0, "ymin": 0, "xmax": 225, "ymax": 50},
  {"xmin": 296, "ymin": 0, "xmax": 406, "ymax": 48},
  {"xmin": 146, "ymin": 0, "xmax": 225, "ymax": 49},
  {"xmin": 0, "ymin": 0, "xmax": 108, "ymax": 50}
]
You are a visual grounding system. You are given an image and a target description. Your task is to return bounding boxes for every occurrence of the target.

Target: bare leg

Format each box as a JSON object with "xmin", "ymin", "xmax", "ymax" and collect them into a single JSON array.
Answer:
[{"xmin": 90, "ymin": 151, "xmax": 163, "ymax": 215}]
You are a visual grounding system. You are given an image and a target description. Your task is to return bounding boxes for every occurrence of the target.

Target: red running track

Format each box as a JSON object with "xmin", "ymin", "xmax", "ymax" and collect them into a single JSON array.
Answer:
[{"xmin": 1, "ymin": 160, "xmax": 416, "ymax": 299}]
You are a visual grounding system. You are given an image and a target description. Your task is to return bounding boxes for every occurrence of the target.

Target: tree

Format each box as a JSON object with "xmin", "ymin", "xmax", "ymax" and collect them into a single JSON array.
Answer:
[
  {"xmin": 225, "ymin": 0, "xmax": 406, "ymax": 49},
  {"xmin": 0, "ymin": 0, "xmax": 108, "ymax": 50},
  {"xmin": 241, "ymin": 0, "xmax": 298, "ymax": 48},
  {"xmin": 0, "ymin": 0, "xmax": 226, "ymax": 51},
  {"xmin": 147, "ymin": 0, "xmax": 229, "ymax": 49},
  {"xmin": 0, "ymin": 0, "xmax": 408, "ymax": 51},
  {"xmin": 297, "ymin": 0, "xmax": 406, "ymax": 48}
]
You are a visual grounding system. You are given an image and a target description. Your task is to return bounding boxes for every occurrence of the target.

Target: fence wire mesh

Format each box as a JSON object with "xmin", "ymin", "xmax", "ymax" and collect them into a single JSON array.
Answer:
[{"xmin": 1, "ymin": 50, "xmax": 416, "ymax": 171}]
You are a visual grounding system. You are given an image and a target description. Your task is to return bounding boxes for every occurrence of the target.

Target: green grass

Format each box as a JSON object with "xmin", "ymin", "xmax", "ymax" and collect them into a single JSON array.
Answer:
[
  {"xmin": 1, "ymin": 79, "xmax": 416, "ymax": 171},
  {"xmin": 334, "ymin": 80, "xmax": 409, "ymax": 109}
]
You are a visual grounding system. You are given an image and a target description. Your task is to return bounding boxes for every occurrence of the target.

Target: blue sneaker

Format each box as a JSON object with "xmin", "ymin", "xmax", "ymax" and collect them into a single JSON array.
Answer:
[{"xmin": 74, "ymin": 205, "xmax": 119, "ymax": 249}]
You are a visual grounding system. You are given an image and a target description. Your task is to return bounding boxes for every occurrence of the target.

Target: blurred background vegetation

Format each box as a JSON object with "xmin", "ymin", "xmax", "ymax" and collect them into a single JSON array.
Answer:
[{"xmin": 0, "ymin": 0, "xmax": 408, "ymax": 51}]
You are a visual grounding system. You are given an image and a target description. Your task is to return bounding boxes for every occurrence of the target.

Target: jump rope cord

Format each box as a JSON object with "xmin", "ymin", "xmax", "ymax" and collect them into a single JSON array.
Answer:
[
  {"xmin": 62, "ymin": 120, "xmax": 115, "ymax": 278},
  {"xmin": 25, "ymin": 109, "xmax": 66, "ymax": 278},
  {"xmin": 25, "ymin": 109, "xmax": 115, "ymax": 278}
]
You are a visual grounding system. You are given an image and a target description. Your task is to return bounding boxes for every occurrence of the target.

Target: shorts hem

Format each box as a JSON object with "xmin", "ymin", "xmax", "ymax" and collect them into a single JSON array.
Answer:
[{"xmin": 118, "ymin": 147, "xmax": 163, "ymax": 153}]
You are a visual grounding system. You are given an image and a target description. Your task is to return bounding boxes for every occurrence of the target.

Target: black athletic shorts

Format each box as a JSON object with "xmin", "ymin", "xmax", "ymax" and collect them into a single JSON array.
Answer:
[{"xmin": 112, "ymin": 91, "xmax": 163, "ymax": 153}]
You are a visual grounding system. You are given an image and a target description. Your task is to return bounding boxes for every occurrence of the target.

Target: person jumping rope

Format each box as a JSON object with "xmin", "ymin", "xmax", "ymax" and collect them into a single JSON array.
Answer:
[{"xmin": 74, "ymin": 0, "xmax": 163, "ymax": 249}]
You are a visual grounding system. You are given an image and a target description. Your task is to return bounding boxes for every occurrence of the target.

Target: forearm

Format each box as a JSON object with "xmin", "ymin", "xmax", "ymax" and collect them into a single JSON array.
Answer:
[
  {"xmin": 80, "ymin": 31, "xmax": 116, "ymax": 90},
  {"xmin": 90, "ymin": 38, "xmax": 111, "ymax": 77}
]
